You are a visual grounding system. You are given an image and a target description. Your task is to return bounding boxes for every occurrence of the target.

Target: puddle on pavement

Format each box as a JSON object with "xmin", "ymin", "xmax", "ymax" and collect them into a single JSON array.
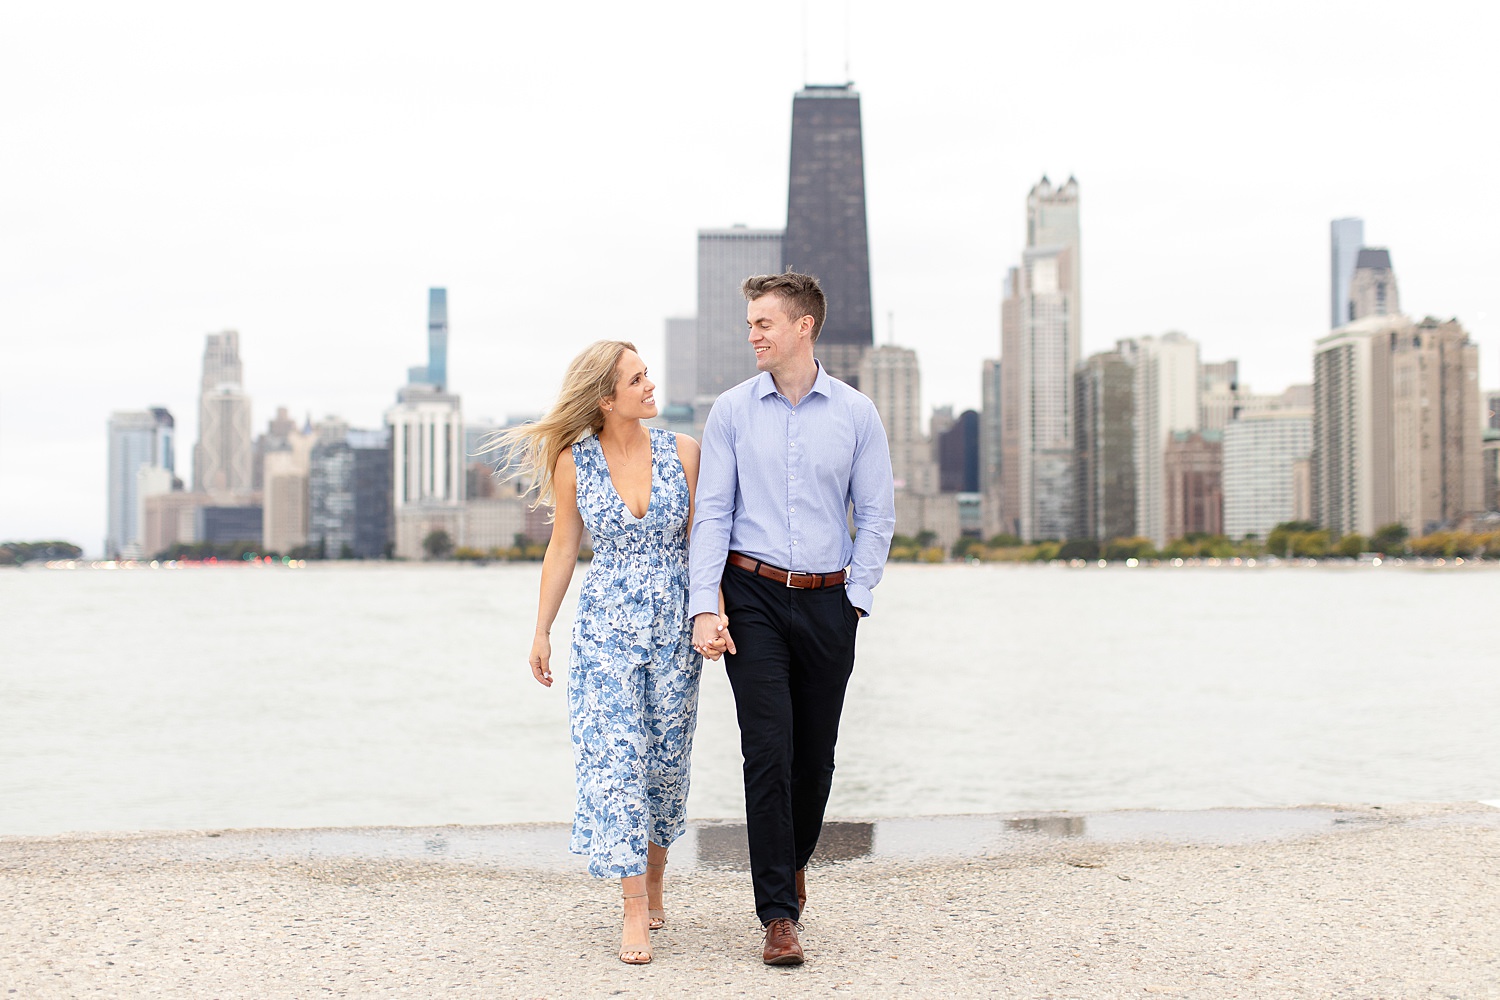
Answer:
[{"xmin": 141, "ymin": 807, "xmax": 1393, "ymax": 872}]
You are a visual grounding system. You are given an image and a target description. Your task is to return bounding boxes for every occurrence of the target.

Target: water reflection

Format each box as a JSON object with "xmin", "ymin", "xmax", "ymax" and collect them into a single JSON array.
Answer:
[
  {"xmin": 1006, "ymin": 815, "xmax": 1087, "ymax": 838},
  {"xmin": 695, "ymin": 821, "xmax": 875, "ymax": 871},
  {"xmin": 117, "ymin": 808, "xmax": 1375, "ymax": 872}
]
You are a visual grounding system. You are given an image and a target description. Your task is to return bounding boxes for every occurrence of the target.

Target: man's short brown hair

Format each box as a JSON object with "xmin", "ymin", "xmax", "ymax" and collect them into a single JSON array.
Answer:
[{"xmin": 741, "ymin": 269, "xmax": 827, "ymax": 341}]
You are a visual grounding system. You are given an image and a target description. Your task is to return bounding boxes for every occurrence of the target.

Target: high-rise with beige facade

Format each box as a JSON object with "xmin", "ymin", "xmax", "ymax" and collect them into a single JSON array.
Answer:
[
  {"xmin": 1389, "ymin": 318, "xmax": 1482, "ymax": 534},
  {"xmin": 1313, "ymin": 314, "xmax": 1481, "ymax": 538},
  {"xmin": 194, "ymin": 331, "xmax": 253, "ymax": 498}
]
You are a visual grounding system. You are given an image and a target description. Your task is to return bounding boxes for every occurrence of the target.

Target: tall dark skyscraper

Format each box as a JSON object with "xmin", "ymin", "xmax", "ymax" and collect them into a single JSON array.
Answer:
[{"xmin": 783, "ymin": 83, "xmax": 873, "ymax": 387}]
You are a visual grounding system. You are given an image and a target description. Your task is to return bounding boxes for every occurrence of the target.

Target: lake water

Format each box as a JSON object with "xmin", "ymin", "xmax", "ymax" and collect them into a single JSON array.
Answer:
[{"xmin": 2, "ymin": 562, "xmax": 1497, "ymax": 837}]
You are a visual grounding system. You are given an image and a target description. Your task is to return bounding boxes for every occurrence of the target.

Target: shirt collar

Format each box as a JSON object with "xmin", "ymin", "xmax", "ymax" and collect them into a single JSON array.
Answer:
[{"xmin": 753, "ymin": 360, "xmax": 833, "ymax": 401}]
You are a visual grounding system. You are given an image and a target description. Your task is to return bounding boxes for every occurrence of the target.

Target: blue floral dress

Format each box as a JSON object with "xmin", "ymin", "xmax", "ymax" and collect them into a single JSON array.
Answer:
[{"xmin": 568, "ymin": 426, "xmax": 702, "ymax": 879}]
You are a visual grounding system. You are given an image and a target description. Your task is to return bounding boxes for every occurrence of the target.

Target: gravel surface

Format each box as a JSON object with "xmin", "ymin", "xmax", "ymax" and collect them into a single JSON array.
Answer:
[{"xmin": 3, "ymin": 803, "xmax": 1497, "ymax": 998}]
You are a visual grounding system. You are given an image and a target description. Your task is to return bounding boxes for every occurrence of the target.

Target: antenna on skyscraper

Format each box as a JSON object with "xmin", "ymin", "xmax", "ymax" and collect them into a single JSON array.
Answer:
[
  {"xmin": 844, "ymin": 0, "xmax": 852, "ymax": 82},
  {"xmin": 888, "ymin": 310, "xmax": 895, "ymax": 346},
  {"xmin": 801, "ymin": 0, "xmax": 808, "ymax": 85}
]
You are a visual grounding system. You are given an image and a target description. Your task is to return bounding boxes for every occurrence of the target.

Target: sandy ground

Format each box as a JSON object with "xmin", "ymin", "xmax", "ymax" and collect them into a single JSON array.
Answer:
[{"xmin": 2, "ymin": 803, "xmax": 1497, "ymax": 999}]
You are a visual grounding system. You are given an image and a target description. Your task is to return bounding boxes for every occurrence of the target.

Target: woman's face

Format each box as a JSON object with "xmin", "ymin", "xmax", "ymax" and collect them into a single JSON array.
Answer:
[{"xmin": 603, "ymin": 349, "xmax": 657, "ymax": 420}]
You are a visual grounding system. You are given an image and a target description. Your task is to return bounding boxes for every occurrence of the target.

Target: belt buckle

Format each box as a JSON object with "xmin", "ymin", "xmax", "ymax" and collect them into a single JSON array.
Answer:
[{"xmin": 785, "ymin": 569, "xmax": 806, "ymax": 589}]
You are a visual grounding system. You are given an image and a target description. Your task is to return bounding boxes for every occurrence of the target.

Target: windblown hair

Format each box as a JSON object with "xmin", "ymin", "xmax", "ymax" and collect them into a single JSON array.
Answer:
[
  {"xmin": 480, "ymin": 340, "xmax": 636, "ymax": 510},
  {"xmin": 741, "ymin": 269, "xmax": 827, "ymax": 340}
]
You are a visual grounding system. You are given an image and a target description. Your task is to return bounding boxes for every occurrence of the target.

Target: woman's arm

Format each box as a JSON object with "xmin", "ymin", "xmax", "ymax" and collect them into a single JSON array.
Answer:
[
  {"xmin": 675, "ymin": 433, "xmax": 701, "ymax": 539},
  {"xmin": 528, "ymin": 449, "xmax": 584, "ymax": 687}
]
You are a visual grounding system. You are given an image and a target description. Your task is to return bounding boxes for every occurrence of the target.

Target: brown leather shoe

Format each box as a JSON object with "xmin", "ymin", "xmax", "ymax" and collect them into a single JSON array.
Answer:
[
  {"xmin": 762, "ymin": 917, "xmax": 805, "ymax": 966},
  {"xmin": 796, "ymin": 868, "xmax": 807, "ymax": 915}
]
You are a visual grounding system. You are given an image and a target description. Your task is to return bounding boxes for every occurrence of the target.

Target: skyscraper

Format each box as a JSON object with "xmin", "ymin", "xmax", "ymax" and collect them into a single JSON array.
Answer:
[
  {"xmin": 1312, "ymin": 315, "xmax": 1401, "ymax": 536},
  {"xmin": 1389, "ymin": 318, "xmax": 1482, "ymax": 535},
  {"xmin": 388, "ymin": 290, "xmax": 463, "ymax": 558},
  {"xmin": 1348, "ymin": 248, "xmax": 1400, "ymax": 322},
  {"xmin": 663, "ymin": 316, "xmax": 697, "ymax": 408},
  {"xmin": 1314, "ymin": 314, "xmax": 1481, "ymax": 538},
  {"xmin": 309, "ymin": 427, "xmax": 392, "ymax": 559},
  {"xmin": 1199, "ymin": 359, "xmax": 1241, "ymax": 432},
  {"xmin": 408, "ymin": 288, "xmax": 449, "ymax": 389},
  {"xmin": 783, "ymin": 83, "xmax": 873, "ymax": 387},
  {"xmin": 262, "ymin": 420, "xmax": 315, "ymax": 555},
  {"xmin": 1164, "ymin": 431, "xmax": 1224, "ymax": 541},
  {"xmin": 105, "ymin": 407, "xmax": 175, "ymax": 559},
  {"xmin": 1027, "ymin": 176, "xmax": 1081, "ymax": 365},
  {"xmin": 979, "ymin": 358, "xmax": 1004, "ymax": 538},
  {"xmin": 999, "ymin": 178, "xmax": 1081, "ymax": 541},
  {"xmin": 193, "ymin": 331, "xmax": 252, "ymax": 497},
  {"xmin": 427, "ymin": 287, "xmax": 448, "ymax": 391},
  {"xmin": 937, "ymin": 410, "xmax": 980, "ymax": 493},
  {"xmin": 1223, "ymin": 408, "xmax": 1313, "ymax": 542},
  {"xmin": 1129, "ymin": 333, "xmax": 1201, "ymax": 546},
  {"xmin": 858, "ymin": 345, "xmax": 934, "ymax": 496},
  {"xmin": 1330, "ymin": 217, "xmax": 1364, "ymax": 328},
  {"xmin": 1074, "ymin": 349, "xmax": 1135, "ymax": 542},
  {"xmin": 696, "ymin": 227, "xmax": 783, "ymax": 403}
]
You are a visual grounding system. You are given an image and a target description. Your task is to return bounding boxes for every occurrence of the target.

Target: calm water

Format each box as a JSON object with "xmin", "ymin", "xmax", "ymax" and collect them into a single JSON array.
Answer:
[{"xmin": 2, "ymin": 562, "xmax": 1497, "ymax": 837}]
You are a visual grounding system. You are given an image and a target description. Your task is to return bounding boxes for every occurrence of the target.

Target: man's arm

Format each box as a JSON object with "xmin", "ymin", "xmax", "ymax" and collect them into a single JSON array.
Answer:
[
  {"xmin": 688, "ymin": 398, "xmax": 737, "ymax": 620},
  {"xmin": 845, "ymin": 398, "xmax": 896, "ymax": 616}
]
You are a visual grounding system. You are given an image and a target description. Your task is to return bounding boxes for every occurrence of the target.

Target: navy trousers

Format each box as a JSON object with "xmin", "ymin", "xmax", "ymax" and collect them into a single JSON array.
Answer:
[{"xmin": 720, "ymin": 561, "xmax": 860, "ymax": 924}]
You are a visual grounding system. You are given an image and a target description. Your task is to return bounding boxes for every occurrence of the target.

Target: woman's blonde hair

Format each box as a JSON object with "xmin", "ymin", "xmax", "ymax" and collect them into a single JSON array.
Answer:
[{"xmin": 481, "ymin": 340, "xmax": 637, "ymax": 509}]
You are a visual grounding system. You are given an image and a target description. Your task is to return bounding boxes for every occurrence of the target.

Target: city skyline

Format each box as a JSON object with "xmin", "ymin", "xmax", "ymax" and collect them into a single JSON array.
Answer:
[{"xmin": 4, "ymin": 2, "xmax": 1498, "ymax": 549}]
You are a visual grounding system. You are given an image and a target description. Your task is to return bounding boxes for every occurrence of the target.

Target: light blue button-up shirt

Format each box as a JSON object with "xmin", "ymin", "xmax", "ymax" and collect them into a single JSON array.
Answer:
[{"xmin": 688, "ymin": 362, "xmax": 896, "ymax": 618}]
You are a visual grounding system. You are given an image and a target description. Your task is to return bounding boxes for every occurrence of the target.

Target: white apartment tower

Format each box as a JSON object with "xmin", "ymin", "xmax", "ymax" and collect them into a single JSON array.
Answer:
[
  {"xmin": 1312, "ymin": 315, "xmax": 1401, "ymax": 536},
  {"xmin": 1222, "ymin": 409, "xmax": 1313, "ymax": 541},
  {"xmin": 1128, "ymin": 333, "xmax": 1201, "ymax": 546},
  {"xmin": 999, "ymin": 175, "xmax": 1081, "ymax": 541}
]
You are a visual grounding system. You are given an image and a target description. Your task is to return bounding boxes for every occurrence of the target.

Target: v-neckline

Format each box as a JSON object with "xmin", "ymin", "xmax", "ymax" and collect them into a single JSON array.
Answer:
[{"xmin": 600, "ymin": 428, "xmax": 655, "ymax": 521}]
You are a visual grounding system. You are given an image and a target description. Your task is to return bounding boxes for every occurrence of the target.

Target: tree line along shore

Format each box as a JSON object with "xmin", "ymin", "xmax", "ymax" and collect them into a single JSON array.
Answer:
[{"xmin": 9, "ymin": 520, "xmax": 1500, "ymax": 568}]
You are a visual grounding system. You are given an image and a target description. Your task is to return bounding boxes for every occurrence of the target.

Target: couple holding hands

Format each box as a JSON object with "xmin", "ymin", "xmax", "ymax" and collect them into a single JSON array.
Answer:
[{"xmin": 505, "ymin": 270, "xmax": 895, "ymax": 966}]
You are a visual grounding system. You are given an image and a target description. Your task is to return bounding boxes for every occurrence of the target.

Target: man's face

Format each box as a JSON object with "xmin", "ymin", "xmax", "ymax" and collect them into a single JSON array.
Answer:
[{"xmin": 746, "ymin": 293, "xmax": 811, "ymax": 374}]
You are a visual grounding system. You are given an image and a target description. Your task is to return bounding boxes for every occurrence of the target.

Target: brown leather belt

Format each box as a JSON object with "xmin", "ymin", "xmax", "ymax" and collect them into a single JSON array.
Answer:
[{"xmin": 727, "ymin": 551, "xmax": 846, "ymax": 590}]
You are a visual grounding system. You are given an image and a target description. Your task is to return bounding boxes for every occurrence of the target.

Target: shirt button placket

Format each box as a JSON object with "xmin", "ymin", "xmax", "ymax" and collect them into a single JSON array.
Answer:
[{"xmin": 787, "ymin": 404, "xmax": 800, "ymax": 566}]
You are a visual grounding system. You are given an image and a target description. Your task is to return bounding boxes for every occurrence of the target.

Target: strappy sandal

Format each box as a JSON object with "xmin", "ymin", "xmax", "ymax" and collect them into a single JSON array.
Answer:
[
  {"xmin": 619, "ymin": 891, "xmax": 652, "ymax": 965},
  {"xmin": 646, "ymin": 859, "xmax": 667, "ymax": 930}
]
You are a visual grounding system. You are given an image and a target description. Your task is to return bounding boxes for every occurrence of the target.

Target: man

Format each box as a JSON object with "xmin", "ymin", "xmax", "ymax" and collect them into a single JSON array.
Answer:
[{"xmin": 688, "ymin": 270, "xmax": 896, "ymax": 965}]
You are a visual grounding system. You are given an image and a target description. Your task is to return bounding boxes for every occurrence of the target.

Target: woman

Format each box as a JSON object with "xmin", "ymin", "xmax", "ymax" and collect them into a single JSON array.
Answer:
[{"xmin": 497, "ymin": 340, "xmax": 725, "ymax": 965}]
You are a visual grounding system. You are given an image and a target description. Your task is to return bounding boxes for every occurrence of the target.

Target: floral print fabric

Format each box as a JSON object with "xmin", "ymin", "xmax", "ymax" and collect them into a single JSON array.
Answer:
[{"xmin": 568, "ymin": 427, "xmax": 702, "ymax": 879}]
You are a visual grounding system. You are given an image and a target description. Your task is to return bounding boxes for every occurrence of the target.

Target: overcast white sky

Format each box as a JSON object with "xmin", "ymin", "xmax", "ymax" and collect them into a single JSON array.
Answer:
[{"xmin": 3, "ymin": 1, "xmax": 1496, "ymax": 552}]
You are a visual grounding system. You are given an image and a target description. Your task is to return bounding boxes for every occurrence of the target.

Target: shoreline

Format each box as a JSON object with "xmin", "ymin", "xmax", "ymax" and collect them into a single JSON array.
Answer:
[
  {"xmin": 16, "ymin": 553, "xmax": 1500, "ymax": 571},
  {"xmin": 4, "ymin": 803, "xmax": 1497, "ymax": 997}
]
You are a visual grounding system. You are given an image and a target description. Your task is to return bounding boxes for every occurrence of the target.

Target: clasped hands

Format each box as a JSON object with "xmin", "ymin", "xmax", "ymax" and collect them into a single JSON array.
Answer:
[{"xmin": 692, "ymin": 612, "xmax": 737, "ymax": 661}]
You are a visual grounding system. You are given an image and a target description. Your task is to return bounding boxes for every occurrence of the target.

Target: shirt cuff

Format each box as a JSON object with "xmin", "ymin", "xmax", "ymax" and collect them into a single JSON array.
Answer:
[
  {"xmin": 688, "ymin": 590, "xmax": 720, "ymax": 620},
  {"xmin": 844, "ymin": 582, "xmax": 873, "ymax": 616}
]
